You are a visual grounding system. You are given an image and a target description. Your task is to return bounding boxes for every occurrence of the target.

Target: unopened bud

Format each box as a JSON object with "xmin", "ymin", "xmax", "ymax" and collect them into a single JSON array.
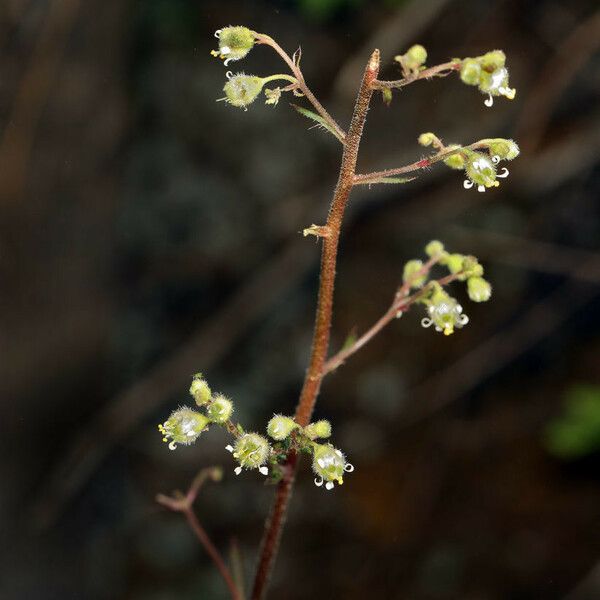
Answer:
[
  {"xmin": 267, "ymin": 415, "xmax": 297, "ymax": 440},
  {"xmin": 207, "ymin": 394, "xmax": 234, "ymax": 423},
  {"xmin": 403, "ymin": 259, "xmax": 427, "ymax": 288},
  {"xmin": 190, "ymin": 374, "xmax": 212, "ymax": 406},
  {"xmin": 467, "ymin": 276, "xmax": 492, "ymax": 302},
  {"xmin": 304, "ymin": 420, "xmax": 332, "ymax": 440}
]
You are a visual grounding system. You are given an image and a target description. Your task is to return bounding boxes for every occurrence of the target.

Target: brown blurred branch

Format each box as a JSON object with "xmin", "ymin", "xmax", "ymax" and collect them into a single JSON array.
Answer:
[
  {"xmin": 0, "ymin": 0, "xmax": 81, "ymax": 204},
  {"xmin": 156, "ymin": 467, "xmax": 242, "ymax": 600},
  {"xmin": 516, "ymin": 9, "xmax": 600, "ymax": 153}
]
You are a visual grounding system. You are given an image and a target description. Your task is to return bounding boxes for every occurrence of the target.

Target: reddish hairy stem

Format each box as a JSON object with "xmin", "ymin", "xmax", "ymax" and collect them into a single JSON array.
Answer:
[
  {"xmin": 354, "ymin": 141, "xmax": 488, "ymax": 184},
  {"xmin": 373, "ymin": 61, "xmax": 461, "ymax": 90},
  {"xmin": 250, "ymin": 50, "xmax": 381, "ymax": 600}
]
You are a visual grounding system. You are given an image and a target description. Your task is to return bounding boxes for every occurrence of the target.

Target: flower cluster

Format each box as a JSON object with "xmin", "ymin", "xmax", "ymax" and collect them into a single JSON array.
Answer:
[
  {"xmin": 158, "ymin": 374, "xmax": 233, "ymax": 450},
  {"xmin": 159, "ymin": 375, "xmax": 353, "ymax": 490},
  {"xmin": 459, "ymin": 50, "xmax": 516, "ymax": 107},
  {"xmin": 418, "ymin": 134, "xmax": 520, "ymax": 193},
  {"xmin": 212, "ymin": 25, "xmax": 298, "ymax": 110},
  {"xmin": 401, "ymin": 241, "xmax": 492, "ymax": 336}
]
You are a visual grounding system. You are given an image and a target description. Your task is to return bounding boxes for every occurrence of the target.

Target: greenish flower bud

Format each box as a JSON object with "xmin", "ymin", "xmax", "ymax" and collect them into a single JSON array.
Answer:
[
  {"xmin": 421, "ymin": 293, "xmax": 469, "ymax": 336},
  {"xmin": 403, "ymin": 259, "xmax": 427, "ymax": 288},
  {"xmin": 207, "ymin": 394, "xmax": 234, "ymax": 423},
  {"xmin": 190, "ymin": 374, "xmax": 212, "ymax": 406},
  {"xmin": 488, "ymin": 138, "xmax": 520, "ymax": 161},
  {"xmin": 443, "ymin": 145, "xmax": 466, "ymax": 170},
  {"xmin": 267, "ymin": 415, "xmax": 297, "ymax": 440},
  {"xmin": 231, "ymin": 433, "xmax": 270, "ymax": 475},
  {"xmin": 158, "ymin": 407, "xmax": 210, "ymax": 450},
  {"xmin": 461, "ymin": 256, "xmax": 484, "ymax": 278},
  {"xmin": 304, "ymin": 420, "xmax": 332, "ymax": 440},
  {"xmin": 312, "ymin": 444, "xmax": 353, "ymax": 490},
  {"xmin": 460, "ymin": 58, "xmax": 481, "ymax": 86},
  {"xmin": 480, "ymin": 50, "xmax": 506, "ymax": 71},
  {"xmin": 418, "ymin": 132, "xmax": 437, "ymax": 147},
  {"xmin": 404, "ymin": 44, "xmax": 427, "ymax": 69},
  {"xmin": 222, "ymin": 73, "xmax": 265, "ymax": 108},
  {"xmin": 443, "ymin": 253, "xmax": 465, "ymax": 274},
  {"xmin": 425, "ymin": 240, "xmax": 445, "ymax": 257},
  {"xmin": 467, "ymin": 276, "xmax": 492, "ymax": 302},
  {"xmin": 212, "ymin": 26, "xmax": 255, "ymax": 66},
  {"xmin": 381, "ymin": 87, "xmax": 393, "ymax": 106}
]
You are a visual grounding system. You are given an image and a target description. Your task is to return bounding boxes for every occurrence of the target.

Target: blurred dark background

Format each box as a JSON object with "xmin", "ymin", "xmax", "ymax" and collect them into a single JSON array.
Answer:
[{"xmin": 1, "ymin": 0, "xmax": 599, "ymax": 598}]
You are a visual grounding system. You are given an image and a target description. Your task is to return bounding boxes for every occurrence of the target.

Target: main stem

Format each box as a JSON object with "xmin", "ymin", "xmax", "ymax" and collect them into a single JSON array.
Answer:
[{"xmin": 250, "ymin": 50, "xmax": 380, "ymax": 600}]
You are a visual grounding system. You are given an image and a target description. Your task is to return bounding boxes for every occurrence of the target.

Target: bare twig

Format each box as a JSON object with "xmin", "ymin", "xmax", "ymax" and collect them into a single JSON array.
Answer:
[
  {"xmin": 156, "ymin": 467, "xmax": 242, "ymax": 600},
  {"xmin": 256, "ymin": 33, "xmax": 346, "ymax": 143}
]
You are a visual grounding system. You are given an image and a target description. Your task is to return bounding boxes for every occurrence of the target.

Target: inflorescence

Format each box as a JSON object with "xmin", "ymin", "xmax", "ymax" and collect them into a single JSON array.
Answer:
[
  {"xmin": 159, "ymin": 375, "xmax": 353, "ymax": 491},
  {"xmin": 158, "ymin": 28, "xmax": 514, "ymax": 495},
  {"xmin": 403, "ymin": 240, "xmax": 493, "ymax": 336},
  {"xmin": 419, "ymin": 133, "xmax": 520, "ymax": 193}
]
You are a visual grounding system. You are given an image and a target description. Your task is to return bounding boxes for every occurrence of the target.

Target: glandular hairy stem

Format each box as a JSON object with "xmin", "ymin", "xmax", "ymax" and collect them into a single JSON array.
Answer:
[{"xmin": 250, "ymin": 49, "xmax": 380, "ymax": 600}]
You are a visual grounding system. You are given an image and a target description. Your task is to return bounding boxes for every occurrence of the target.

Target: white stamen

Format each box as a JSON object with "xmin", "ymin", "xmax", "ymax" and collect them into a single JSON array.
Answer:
[
  {"xmin": 168, "ymin": 441, "xmax": 177, "ymax": 451},
  {"xmin": 225, "ymin": 444, "xmax": 234, "ymax": 452},
  {"xmin": 497, "ymin": 167, "xmax": 509, "ymax": 178},
  {"xmin": 259, "ymin": 466, "xmax": 269, "ymax": 476},
  {"xmin": 344, "ymin": 463, "xmax": 354, "ymax": 473},
  {"xmin": 325, "ymin": 481, "xmax": 334, "ymax": 491},
  {"xmin": 463, "ymin": 180, "xmax": 474, "ymax": 189},
  {"xmin": 421, "ymin": 317, "xmax": 433, "ymax": 328},
  {"xmin": 317, "ymin": 458, "xmax": 325, "ymax": 468},
  {"xmin": 214, "ymin": 29, "xmax": 222, "ymax": 38},
  {"xmin": 492, "ymin": 155, "xmax": 500, "ymax": 164},
  {"xmin": 477, "ymin": 185, "xmax": 486, "ymax": 192},
  {"xmin": 187, "ymin": 430, "xmax": 196, "ymax": 437},
  {"xmin": 459, "ymin": 314, "xmax": 469, "ymax": 325},
  {"xmin": 223, "ymin": 57, "xmax": 233, "ymax": 66},
  {"xmin": 456, "ymin": 304, "xmax": 463, "ymax": 313},
  {"xmin": 225, "ymin": 71, "xmax": 233, "ymax": 79},
  {"xmin": 484, "ymin": 94, "xmax": 494, "ymax": 107},
  {"xmin": 234, "ymin": 466, "xmax": 242, "ymax": 475},
  {"xmin": 335, "ymin": 450, "xmax": 343, "ymax": 458},
  {"xmin": 314, "ymin": 477, "xmax": 323, "ymax": 487}
]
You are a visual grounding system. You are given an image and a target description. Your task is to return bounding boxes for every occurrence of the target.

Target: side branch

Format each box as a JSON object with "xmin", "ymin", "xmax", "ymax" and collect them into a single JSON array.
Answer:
[
  {"xmin": 324, "ymin": 264, "xmax": 464, "ymax": 375},
  {"xmin": 157, "ymin": 468, "xmax": 242, "ymax": 600},
  {"xmin": 373, "ymin": 61, "xmax": 460, "ymax": 90},
  {"xmin": 354, "ymin": 142, "xmax": 488, "ymax": 185},
  {"xmin": 255, "ymin": 33, "xmax": 346, "ymax": 144}
]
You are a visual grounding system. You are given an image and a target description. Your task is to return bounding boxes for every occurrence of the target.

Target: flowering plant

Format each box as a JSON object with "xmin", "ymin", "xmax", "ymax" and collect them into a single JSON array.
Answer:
[{"xmin": 157, "ymin": 26, "xmax": 519, "ymax": 600}]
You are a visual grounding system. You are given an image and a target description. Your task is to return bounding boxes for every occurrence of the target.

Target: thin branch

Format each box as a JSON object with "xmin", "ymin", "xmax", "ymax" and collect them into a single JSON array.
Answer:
[
  {"xmin": 324, "ymin": 266, "xmax": 462, "ymax": 376},
  {"xmin": 354, "ymin": 141, "xmax": 486, "ymax": 185},
  {"xmin": 255, "ymin": 33, "xmax": 346, "ymax": 144},
  {"xmin": 156, "ymin": 467, "xmax": 242, "ymax": 600},
  {"xmin": 373, "ymin": 60, "xmax": 460, "ymax": 90},
  {"xmin": 250, "ymin": 50, "xmax": 381, "ymax": 600}
]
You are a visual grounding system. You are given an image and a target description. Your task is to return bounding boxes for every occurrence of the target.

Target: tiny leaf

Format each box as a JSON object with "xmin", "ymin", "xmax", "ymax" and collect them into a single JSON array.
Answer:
[{"xmin": 292, "ymin": 104, "xmax": 342, "ymax": 141}]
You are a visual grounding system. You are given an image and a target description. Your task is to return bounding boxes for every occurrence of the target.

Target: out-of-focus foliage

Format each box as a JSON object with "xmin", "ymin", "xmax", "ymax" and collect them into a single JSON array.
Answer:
[{"xmin": 544, "ymin": 385, "xmax": 600, "ymax": 459}]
